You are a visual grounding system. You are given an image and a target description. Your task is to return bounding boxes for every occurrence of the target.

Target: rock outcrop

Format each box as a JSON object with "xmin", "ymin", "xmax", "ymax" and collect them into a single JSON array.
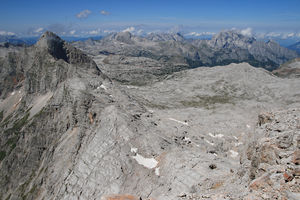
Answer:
[
  {"xmin": 243, "ymin": 109, "xmax": 300, "ymax": 199},
  {"xmin": 273, "ymin": 58, "xmax": 300, "ymax": 78}
]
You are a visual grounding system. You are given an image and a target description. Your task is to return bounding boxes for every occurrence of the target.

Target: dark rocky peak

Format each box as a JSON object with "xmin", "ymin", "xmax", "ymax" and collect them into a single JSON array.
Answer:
[
  {"xmin": 209, "ymin": 30, "xmax": 256, "ymax": 48},
  {"xmin": 36, "ymin": 31, "xmax": 95, "ymax": 65},
  {"xmin": 36, "ymin": 31, "xmax": 68, "ymax": 62}
]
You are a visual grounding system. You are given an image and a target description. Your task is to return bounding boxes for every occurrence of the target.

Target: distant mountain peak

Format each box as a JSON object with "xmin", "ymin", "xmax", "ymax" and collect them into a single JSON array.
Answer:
[
  {"xmin": 146, "ymin": 32, "xmax": 184, "ymax": 42},
  {"xmin": 105, "ymin": 31, "xmax": 134, "ymax": 44},
  {"xmin": 209, "ymin": 30, "xmax": 256, "ymax": 48}
]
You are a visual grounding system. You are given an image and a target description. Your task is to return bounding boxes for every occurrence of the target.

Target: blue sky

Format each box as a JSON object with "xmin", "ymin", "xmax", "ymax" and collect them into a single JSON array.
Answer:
[{"xmin": 1, "ymin": 0, "xmax": 300, "ymax": 40}]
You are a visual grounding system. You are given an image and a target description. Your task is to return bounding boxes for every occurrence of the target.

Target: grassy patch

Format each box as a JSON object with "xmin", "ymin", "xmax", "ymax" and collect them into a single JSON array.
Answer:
[
  {"xmin": 22, "ymin": 184, "xmax": 37, "ymax": 200},
  {"xmin": 4, "ymin": 112, "xmax": 30, "ymax": 135},
  {"xmin": 145, "ymin": 102, "xmax": 169, "ymax": 110},
  {"xmin": 5, "ymin": 194, "xmax": 11, "ymax": 200},
  {"xmin": 0, "ymin": 151, "xmax": 6, "ymax": 161},
  {"xmin": 0, "ymin": 113, "xmax": 13, "ymax": 128},
  {"xmin": 0, "ymin": 110, "xmax": 3, "ymax": 122},
  {"xmin": 18, "ymin": 170, "xmax": 36, "ymax": 200},
  {"xmin": 6, "ymin": 136, "xmax": 18, "ymax": 151},
  {"xmin": 181, "ymin": 95, "xmax": 233, "ymax": 108}
]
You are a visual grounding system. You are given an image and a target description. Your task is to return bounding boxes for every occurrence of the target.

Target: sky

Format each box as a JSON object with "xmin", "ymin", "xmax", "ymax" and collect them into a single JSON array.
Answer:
[{"xmin": 0, "ymin": 0, "xmax": 300, "ymax": 41}]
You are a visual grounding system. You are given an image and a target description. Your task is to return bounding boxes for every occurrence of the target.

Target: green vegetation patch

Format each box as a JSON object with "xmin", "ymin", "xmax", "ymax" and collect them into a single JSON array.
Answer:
[
  {"xmin": 181, "ymin": 95, "xmax": 234, "ymax": 109},
  {"xmin": 0, "ymin": 151, "xmax": 6, "ymax": 161},
  {"xmin": 0, "ymin": 110, "xmax": 3, "ymax": 122},
  {"xmin": 0, "ymin": 112, "xmax": 13, "ymax": 128},
  {"xmin": 6, "ymin": 136, "xmax": 18, "ymax": 151},
  {"xmin": 145, "ymin": 102, "xmax": 170, "ymax": 110},
  {"xmin": 4, "ymin": 112, "xmax": 30, "ymax": 135}
]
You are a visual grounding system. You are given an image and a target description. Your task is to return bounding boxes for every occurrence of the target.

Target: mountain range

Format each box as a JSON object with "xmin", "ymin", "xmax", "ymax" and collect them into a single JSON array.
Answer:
[
  {"xmin": 74, "ymin": 30, "xmax": 299, "ymax": 71},
  {"xmin": 0, "ymin": 32, "xmax": 300, "ymax": 200}
]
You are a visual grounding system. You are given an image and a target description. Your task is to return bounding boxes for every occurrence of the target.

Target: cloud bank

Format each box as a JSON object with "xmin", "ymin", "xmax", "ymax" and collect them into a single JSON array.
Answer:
[
  {"xmin": 0, "ymin": 30, "xmax": 16, "ymax": 36},
  {"xmin": 100, "ymin": 10, "xmax": 110, "ymax": 16},
  {"xmin": 76, "ymin": 10, "xmax": 92, "ymax": 19}
]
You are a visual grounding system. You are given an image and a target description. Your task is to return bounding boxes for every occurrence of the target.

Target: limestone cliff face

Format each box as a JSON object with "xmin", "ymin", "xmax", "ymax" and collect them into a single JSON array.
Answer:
[{"xmin": 0, "ymin": 32, "xmax": 109, "ymax": 200}]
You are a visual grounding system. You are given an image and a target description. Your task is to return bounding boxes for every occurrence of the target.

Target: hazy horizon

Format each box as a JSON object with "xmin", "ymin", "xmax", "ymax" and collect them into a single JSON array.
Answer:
[{"xmin": 1, "ymin": 0, "xmax": 300, "ymax": 43}]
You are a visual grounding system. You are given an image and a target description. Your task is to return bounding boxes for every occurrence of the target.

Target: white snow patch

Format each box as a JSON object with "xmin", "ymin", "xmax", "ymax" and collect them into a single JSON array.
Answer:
[
  {"xmin": 205, "ymin": 139, "xmax": 214, "ymax": 146},
  {"xmin": 183, "ymin": 137, "xmax": 191, "ymax": 142},
  {"xmin": 208, "ymin": 133, "xmax": 224, "ymax": 138},
  {"xmin": 100, "ymin": 84, "xmax": 107, "ymax": 90},
  {"xmin": 155, "ymin": 167, "xmax": 160, "ymax": 176},
  {"xmin": 168, "ymin": 118, "xmax": 188, "ymax": 126},
  {"xmin": 233, "ymin": 136, "xmax": 238, "ymax": 140},
  {"xmin": 230, "ymin": 150, "xmax": 239, "ymax": 158},
  {"xmin": 132, "ymin": 154, "xmax": 158, "ymax": 169},
  {"xmin": 246, "ymin": 124, "xmax": 251, "ymax": 128},
  {"xmin": 11, "ymin": 91, "xmax": 15, "ymax": 96},
  {"xmin": 131, "ymin": 147, "xmax": 138, "ymax": 153},
  {"xmin": 126, "ymin": 85, "xmax": 138, "ymax": 89},
  {"xmin": 235, "ymin": 142, "xmax": 243, "ymax": 147},
  {"xmin": 18, "ymin": 91, "xmax": 21, "ymax": 94}
]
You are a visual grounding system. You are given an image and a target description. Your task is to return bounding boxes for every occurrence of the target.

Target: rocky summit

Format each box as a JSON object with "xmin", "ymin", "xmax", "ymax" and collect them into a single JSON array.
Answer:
[{"xmin": 0, "ymin": 32, "xmax": 300, "ymax": 200}]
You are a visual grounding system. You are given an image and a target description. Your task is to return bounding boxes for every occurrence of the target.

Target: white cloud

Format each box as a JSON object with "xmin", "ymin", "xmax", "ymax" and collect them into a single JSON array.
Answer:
[
  {"xmin": 100, "ymin": 10, "xmax": 110, "ymax": 15},
  {"xmin": 34, "ymin": 27, "xmax": 44, "ymax": 33},
  {"xmin": 89, "ymin": 30, "xmax": 100, "ymax": 35},
  {"xmin": 0, "ymin": 30, "xmax": 15, "ymax": 36},
  {"xmin": 256, "ymin": 31, "xmax": 300, "ymax": 39},
  {"xmin": 122, "ymin": 26, "xmax": 135, "ymax": 33},
  {"xmin": 70, "ymin": 30, "xmax": 76, "ymax": 35},
  {"xmin": 186, "ymin": 32, "xmax": 200, "ymax": 36},
  {"xmin": 186, "ymin": 31, "xmax": 215, "ymax": 37},
  {"xmin": 265, "ymin": 32, "xmax": 281, "ymax": 38},
  {"xmin": 278, "ymin": 32, "xmax": 295, "ymax": 39},
  {"xmin": 240, "ymin": 27, "xmax": 252, "ymax": 37},
  {"xmin": 137, "ymin": 29, "xmax": 144, "ymax": 35},
  {"xmin": 104, "ymin": 30, "xmax": 113, "ymax": 33},
  {"xmin": 76, "ymin": 9, "xmax": 91, "ymax": 19},
  {"xmin": 282, "ymin": 32, "xmax": 295, "ymax": 39}
]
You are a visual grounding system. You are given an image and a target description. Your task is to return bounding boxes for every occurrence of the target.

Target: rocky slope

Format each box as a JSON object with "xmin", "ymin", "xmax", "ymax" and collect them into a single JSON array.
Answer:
[
  {"xmin": 288, "ymin": 41, "xmax": 300, "ymax": 54},
  {"xmin": 0, "ymin": 32, "xmax": 299, "ymax": 200},
  {"xmin": 273, "ymin": 58, "xmax": 300, "ymax": 78}
]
